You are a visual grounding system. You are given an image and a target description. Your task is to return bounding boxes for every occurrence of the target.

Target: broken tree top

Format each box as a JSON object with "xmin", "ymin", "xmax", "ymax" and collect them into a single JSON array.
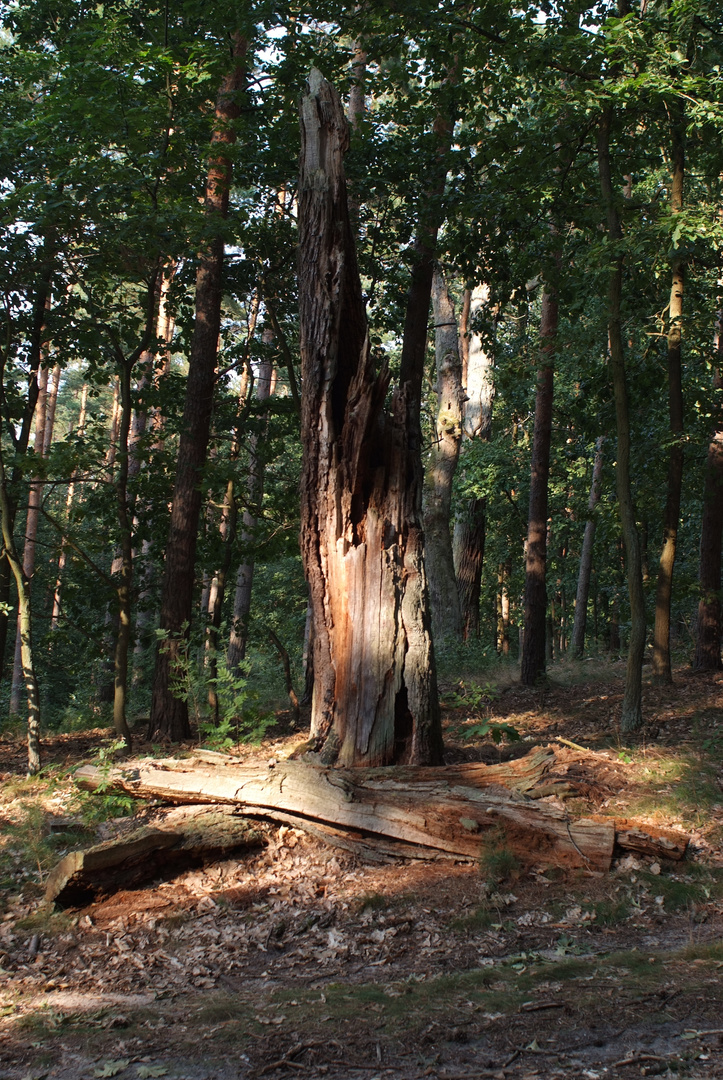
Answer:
[{"xmin": 74, "ymin": 747, "xmax": 689, "ymax": 874}]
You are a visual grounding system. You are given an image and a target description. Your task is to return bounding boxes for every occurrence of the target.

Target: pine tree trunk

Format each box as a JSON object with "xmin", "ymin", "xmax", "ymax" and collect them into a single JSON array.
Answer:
[
  {"xmin": 694, "ymin": 343, "xmax": 723, "ymax": 670},
  {"xmin": 652, "ymin": 113, "xmax": 685, "ymax": 684},
  {"xmin": 299, "ymin": 70, "xmax": 442, "ymax": 767},
  {"xmin": 520, "ymin": 287, "xmax": 557, "ymax": 686},
  {"xmin": 571, "ymin": 436, "xmax": 605, "ymax": 658},
  {"xmin": 598, "ymin": 105, "xmax": 646, "ymax": 731},
  {"xmin": 149, "ymin": 38, "xmax": 246, "ymax": 741},
  {"xmin": 423, "ymin": 268, "xmax": 464, "ymax": 644}
]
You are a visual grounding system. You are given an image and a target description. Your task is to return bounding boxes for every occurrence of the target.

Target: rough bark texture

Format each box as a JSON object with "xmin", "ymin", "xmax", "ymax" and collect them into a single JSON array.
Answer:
[
  {"xmin": 520, "ymin": 288, "xmax": 557, "ymax": 686},
  {"xmin": 453, "ymin": 286, "xmax": 494, "ymax": 639},
  {"xmin": 598, "ymin": 106, "xmax": 646, "ymax": 731},
  {"xmin": 652, "ymin": 115, "xmax": 685, "ymax": 684},
  {"xmin": 45, "ymin": 805, "xmax": 264, "ymax": 906},
  {"xmin": 76, "ymin": 749, "xmax": 690, "ymax": 872},
  {"xmin": 298, "ymin": 70, "xmax": 441, "ymax": 767},
  {"xmin": 423, "ymin": 268, "xmax": 464, "ymax": 644},
  {"xmin": 149, "ymin": 38, "xmax": 246, "ymax": 741},
  {"xmin": 571, "ymin": 436, "xmax": 605, "ymax": 658},
  {"xmin": 694, "ymin": 356, "xmax": 723, "ymax": 670}
]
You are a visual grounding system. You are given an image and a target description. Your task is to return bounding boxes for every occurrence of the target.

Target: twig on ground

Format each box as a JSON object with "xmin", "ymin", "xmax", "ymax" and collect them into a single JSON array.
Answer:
[
  {"xmin": 258, "ymin": 1040, "xmax": 326, "ymax": 1076},
  {"xmin": 611, "ymin": 1053, "xmax": 669, "ymax": 1067}
]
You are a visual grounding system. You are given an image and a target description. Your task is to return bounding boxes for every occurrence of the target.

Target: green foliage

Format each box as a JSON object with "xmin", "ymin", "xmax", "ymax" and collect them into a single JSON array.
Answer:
[{"xmin": 444, "ymin": 681, "xmax": 520, "ymax": 745}]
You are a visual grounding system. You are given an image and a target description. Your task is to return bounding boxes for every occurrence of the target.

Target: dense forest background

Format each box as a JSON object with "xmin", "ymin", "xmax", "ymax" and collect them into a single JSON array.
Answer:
[{"xmin": 1, "ymin": 0, "xmax": 722, "ymax": 766}]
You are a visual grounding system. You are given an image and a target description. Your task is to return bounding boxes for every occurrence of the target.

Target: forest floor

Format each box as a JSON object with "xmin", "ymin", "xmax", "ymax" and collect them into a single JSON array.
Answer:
[{"xmin": 1, "ymin": 658, "xmax": 723, "ymax": 1080}]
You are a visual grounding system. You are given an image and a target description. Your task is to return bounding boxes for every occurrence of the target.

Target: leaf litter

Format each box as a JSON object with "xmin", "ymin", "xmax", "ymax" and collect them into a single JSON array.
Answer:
[{"xmin": 1, "ymin": 668, "xmax": 723, "ymax": 1078}]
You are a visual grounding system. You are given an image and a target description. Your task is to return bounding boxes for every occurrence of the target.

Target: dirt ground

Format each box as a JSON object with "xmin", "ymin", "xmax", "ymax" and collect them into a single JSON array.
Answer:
[{"xmin": 1, "ymin": 661, "xmax": 723, "ymax": 1080}]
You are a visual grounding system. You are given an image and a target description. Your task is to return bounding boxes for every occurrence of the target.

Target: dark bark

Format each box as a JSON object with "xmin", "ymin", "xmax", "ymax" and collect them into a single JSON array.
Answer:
[
  {"xmin": 423, "ymin": 268, "xmax": 464, "ymax": 644},
  {"xmin": 598, "ymin": 105, "xmax": 646, "ymax": 731},
  {"xmin": 694, "ymin": 355, "xmax": 723, "ymax": 671},
  {"xmin": 652, "ymin": 111, "xmax": 685, "ymax": 684},
  {"xmin": 149, "ymin": 37, "xmax": 246, "ymax": 741},
  {"xmin": 571, "ymin": 436, "xmax": 605, "ymax": 657},
  {"xmin": 298, "ymin": 70, "xmax": 442, "ymax": 767},
  {"xmin": 520, "ymin": 287, "xmax": 557, "ymax": 686}
]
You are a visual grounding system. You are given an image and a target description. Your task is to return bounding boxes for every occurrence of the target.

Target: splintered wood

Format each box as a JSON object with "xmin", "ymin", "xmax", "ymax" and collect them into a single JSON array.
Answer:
[{"xmin": 76, "ymin": 747, "xmax": 619, "ymax": 872}]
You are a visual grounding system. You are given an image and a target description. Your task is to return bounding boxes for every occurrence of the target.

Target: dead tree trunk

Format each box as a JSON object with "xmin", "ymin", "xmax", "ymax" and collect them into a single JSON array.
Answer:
[
  {"xmin": 652, "ymin": 111, "xmax": 685, "ymax": 684},
  {"xmin": 423, "ymin": 268, "xmax": 464, "ymax": 645},
  {"xmin": 299, "ymin": 70, "xmax": 442, "ymax": 767},
  {"xmin": 520, "ymin": 286, "xmax": 557, "ymax": 686},
  {"xmin": 149, "ymin": 37, "xmax": 246, "ymax": 741},
  {"xmin": 571, "ymin": 436, "xmax": 605, "ymax": 658}
]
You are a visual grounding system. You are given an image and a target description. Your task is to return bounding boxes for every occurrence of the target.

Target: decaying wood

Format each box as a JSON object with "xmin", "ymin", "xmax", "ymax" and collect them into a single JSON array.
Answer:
[
  {"xmin": 603, "ymin": 817, "xmax": 688, "ymax": 861},
  {"xmin": 75, "ymin": 747, "xmax": 690, "ymax": 871},
  {"xmin": 76, "ymin": 748, "xmax": 616, "ymax": 871},
  {"xmin": 45, "ymin": 805, "xmax": 264, "ymax": 906}
]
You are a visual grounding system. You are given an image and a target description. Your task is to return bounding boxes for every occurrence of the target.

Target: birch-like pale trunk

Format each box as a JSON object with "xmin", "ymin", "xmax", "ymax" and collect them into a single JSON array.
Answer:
[
  {"xmin": 453, "ymin": 285, "xmax": 495, "ymax": 639},
  {"xmin": 10, "ymin": 363, "xmax": 59, "ymax": 713},
  {"xmin": 227, "ymin": 353, "xmax": 273, "ymax": 673}
]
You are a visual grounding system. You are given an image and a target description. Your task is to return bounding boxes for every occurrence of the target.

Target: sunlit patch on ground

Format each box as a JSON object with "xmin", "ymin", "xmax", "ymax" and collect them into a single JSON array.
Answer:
[{"xmin": 1, "ymin": 661, "xmax": 722, "ymax": 1078}]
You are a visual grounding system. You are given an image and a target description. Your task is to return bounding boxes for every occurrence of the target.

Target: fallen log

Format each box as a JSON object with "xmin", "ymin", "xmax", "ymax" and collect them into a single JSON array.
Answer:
[
  {"xmin": 76, "ymin": 749, "xmax": 616, "ymax": 871},
  {"xmin": 44, "ymin": 805, "xmax": 264, "ymax": 906}
]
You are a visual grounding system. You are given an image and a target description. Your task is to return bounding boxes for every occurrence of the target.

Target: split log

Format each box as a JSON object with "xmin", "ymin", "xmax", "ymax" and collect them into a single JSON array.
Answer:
[
  {"xmin": 76, "ymin": 749, "xmax": 616, "ymax": 871},
  {"xmin": 602, "ymin": 817, "xmax": 688, "ymax": 861},
  {"xmin": 45, "ymin": 805, "xmax": 264, "ymax": 906}
]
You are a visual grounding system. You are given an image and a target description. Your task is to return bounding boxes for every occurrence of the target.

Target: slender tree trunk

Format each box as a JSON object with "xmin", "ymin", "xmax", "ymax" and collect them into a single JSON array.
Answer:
[
  {"xmin": 132, "ymin": 266, "xmax": 177, "ymax": 668},
  {"xmin": 571, "ymin": 436, "xmax": 605, "ymax": 657},
  {"xmin": 423, "ymin": 268, "xmax": 464, "ymax": 644},
  {"xmin": 652, "ymin": 114, "xmax": 685, "ymax": 684},
  {"xmin": 694, "ymin": 335, "xmax": 723, "ymax": 670},
  {"xmin": 10, "ymin": 363, "xmax": 59, "ymax": 713},
  {"xmin": 453, "ymin": 285, "xmax": 495, "ymax": 638},
  {"xmin": 203, "ymin": 304, "xmax": 258, "ymax": 711},
  {"xmin": 51, "ymin": 384, "xmax": 89, "ymax": 628},
  {"xmin": 0, "ymin": 445, "xmax": 40, "ymax": 773},
  {"xmin": 227, "ymin": 353, "xmax": 274, "ymax": 672},
  {"xmin": 598, "ymin": 104, "xmax": 646, "ymax": 731},
  {"xmin": 113, "ymin": 360, "xmax": 134, "ymax": 747},
  {"xmin": 105, "ymin": 377, "xmax": 121, "ymax": 469},
  {"xmin": 149, "ymin": 37, "xmax": 246, "ymax": 741},
  {"xmin": 299, "ymin": 70, "xmax": 442, "ymax": 767},
  {"xmin": 520, "ymin": 286, "xmax": 557, "ymax": 686}
]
